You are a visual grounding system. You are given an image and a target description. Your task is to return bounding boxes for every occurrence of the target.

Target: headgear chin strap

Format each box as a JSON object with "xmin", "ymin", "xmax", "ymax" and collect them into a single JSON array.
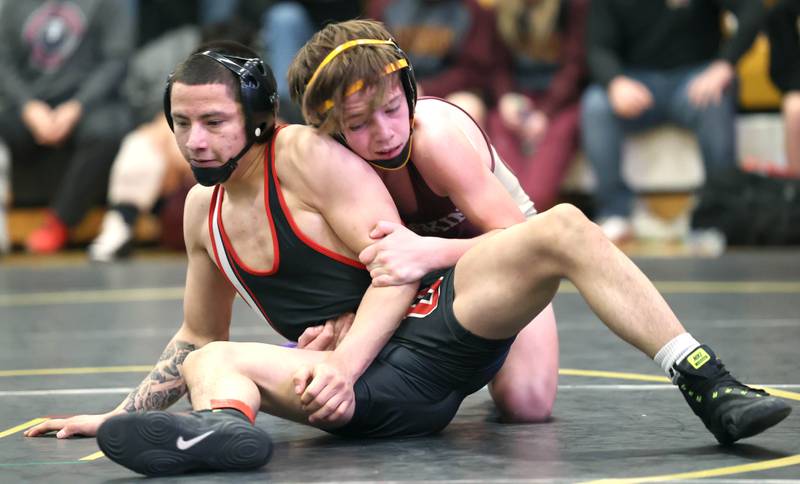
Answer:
[
  {"xmin": 191, "ymin": 136, "xmax": 257, "ymax": 186},
  {"xmin": 366, "ymin": 131, "xmax": 413, "ymax": 171},
  {"xmin": 333, "ymin": 127, "xmax": 413, "ymax": 172}
]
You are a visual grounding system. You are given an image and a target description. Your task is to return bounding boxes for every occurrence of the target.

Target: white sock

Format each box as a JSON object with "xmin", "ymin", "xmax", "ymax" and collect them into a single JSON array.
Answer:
[{"xmin": 654, "ymin": 333, "xmax": 701, "ymax": 383}]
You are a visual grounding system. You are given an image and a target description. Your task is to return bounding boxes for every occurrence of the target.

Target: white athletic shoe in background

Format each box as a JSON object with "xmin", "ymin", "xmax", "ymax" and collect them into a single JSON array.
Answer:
[
  {"xmin": 0, "ymin": 142, "xmax": 10, "ymax": 255},
  {"xmin": 598, "ymin": 215, "xmax": 633, "ymax": 245},
  {"xmin": 88, "ymin": 210, "xmax": 133, "ymax": 262}
]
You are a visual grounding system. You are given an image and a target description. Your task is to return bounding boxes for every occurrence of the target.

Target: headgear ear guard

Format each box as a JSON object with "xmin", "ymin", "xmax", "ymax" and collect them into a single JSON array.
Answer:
[
  {"xmin": 163, "ymin": 50, "xmax": 279, "ymax": 144},
  {"xmin": 393, "ymin": 44, "xmax": 417, "ymax": 115}
]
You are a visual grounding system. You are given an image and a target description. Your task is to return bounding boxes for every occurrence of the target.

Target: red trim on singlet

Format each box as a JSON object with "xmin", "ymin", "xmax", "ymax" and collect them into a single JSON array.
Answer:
[
  {"xmin": 215, "ymin": 188, "xmax": 277, "ymax": 276},
  {"xmin": 209, "ymin": 185, "xmax": 224, "ymax": 269},
  {"xmin": 212, "ymin": 127, "xmax": 286, "ymax": 277},
  {"xmin": 418, "ymin": 96, "xmax": 496, "ymax": 172},
  {"xmin": 208, "ymin": 186, "xmax": 245, "ymax": 300},
  {"xmin": 269, "ymin": 129, "xmax": 366, "ymax": 270},
  {"xmin": 222, "ymin": 238, "xmax": 275, "ymax": 330},
  {"xmin": 210, "ymin": 186, "xmax": 276, "ymax": 329}
]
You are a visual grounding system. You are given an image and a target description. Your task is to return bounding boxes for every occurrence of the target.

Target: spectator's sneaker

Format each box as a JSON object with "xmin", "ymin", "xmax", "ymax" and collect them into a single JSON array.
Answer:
[
  {"xmin": 598, "ymin": 216, "xmax": 633, "ymax": 245},
  {"xmin": 0, "ymin": 206, "xmax": 9, "ymax": 255},
  {"xmin": 672, "ymin": 345, "xmax": 791, "ymax": 445},
  {"xmin": 97, "ymin": 409, "xmax": 273, "ymax": 476},
  {"xmin": 88, "ymin": 210, "xmax": 133, "ymax": 262},
  {"xmin": 26, "ymin": 212, "xmax": 68, "ymax": 254},
  {"xmin": 0, "ymin": 143, "xmax": 9, "ymax": 255}
]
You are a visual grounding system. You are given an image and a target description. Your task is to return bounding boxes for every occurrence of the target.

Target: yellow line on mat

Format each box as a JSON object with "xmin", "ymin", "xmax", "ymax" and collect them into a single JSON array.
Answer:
[
  {"xmin": 0, "ymin": 365, "xmax": 151, "ymax": 377},
  {"xmin": 654, "ymin": 281, "xmax": 800, "ymax": 293},
  {"xmin": 759, "ymin": 386, "xmax": 800, "ymax": 402},
  {"xmin": 559, "ymin": 368, "xmax": 670, "ymax": 383},
  {"xmin": 559, "ymin": 280, "xmax": 800, "ymax": 294},
  {"xmin": 580, "ymin": 453, "xmax": 800, "ymax": 483},
  {"xmin": 79, "ymin": 451, "xmax": 105, "ymax": 461},
  {"xmin": 0, "ymin": 418, "xmax": 47, "ymax": 438},
  {"xmin": 1, "ymin": 280, "xmax": 799, "ymax": 308},
  {"xmin": 5, "ymin": 366, "xmax": 800, "ymax": 401},
  {"xmin": 559, "ymin": 368, "xmax": 800, "ymax": 401},
  {"xmin": 0, "ymin": 287, "xmax": 183, "ymax": 307}
]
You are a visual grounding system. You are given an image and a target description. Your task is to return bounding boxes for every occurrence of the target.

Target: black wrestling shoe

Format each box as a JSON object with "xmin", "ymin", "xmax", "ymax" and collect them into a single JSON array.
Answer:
[
  {"xmin": 672, "ymin": 345, "xmax": 792, "ymax": 445},
  {"xmin": 97, "ymin": 409, "xmax": 272, "ymax": 476}
]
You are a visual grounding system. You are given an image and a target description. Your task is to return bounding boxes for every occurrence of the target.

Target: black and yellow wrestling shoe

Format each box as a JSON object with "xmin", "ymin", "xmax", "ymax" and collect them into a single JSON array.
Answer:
[
  {"xmin": 672, "ymin": 345, "xmax": 792, "ymax": 445},
  {"xmin": 96, "ymin": 409, "xmax": 272, "ymax": 476}
]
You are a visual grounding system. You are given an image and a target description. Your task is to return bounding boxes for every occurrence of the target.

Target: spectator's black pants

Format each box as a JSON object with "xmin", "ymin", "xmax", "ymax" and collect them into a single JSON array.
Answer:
[{"xmin": 0, "ymin": 102, "xmax": 132, "ymax": 226}]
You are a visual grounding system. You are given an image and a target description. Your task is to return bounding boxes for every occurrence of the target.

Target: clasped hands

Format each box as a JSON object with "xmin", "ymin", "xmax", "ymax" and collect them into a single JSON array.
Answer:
[{"xmin": 21, "ymin": 99, "xmax": 83, "ymax": 146}]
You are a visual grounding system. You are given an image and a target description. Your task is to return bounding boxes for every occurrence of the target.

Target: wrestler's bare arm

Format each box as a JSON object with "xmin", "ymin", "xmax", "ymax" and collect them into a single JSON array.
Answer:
[
  {"xmin": 415, "ymin": 112, "xmax": 525, "ymax": 229},
  {"xmin": 121, "ymin": 186, "xmax": 237, "ymax": 411},
  {"xmin": 362, "ymin": 116, "xmax": 527, "ymax": 281},
  {"xmin": 296, "ymin": 127, "xmax": 419, "ymax": 378},
  {"xmin": 25, "ymin": 186, "xmax": 237, "ymax": 438}
]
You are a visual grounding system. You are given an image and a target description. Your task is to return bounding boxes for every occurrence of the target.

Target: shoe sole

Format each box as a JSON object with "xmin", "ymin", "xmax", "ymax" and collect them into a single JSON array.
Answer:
[
  {"xmin": 97, "ymin": 411, "xmax": 272, "ymax": 476},
  {"xmin": 718, "ymin": 398, "xmax": 792, "ymax": 445}
]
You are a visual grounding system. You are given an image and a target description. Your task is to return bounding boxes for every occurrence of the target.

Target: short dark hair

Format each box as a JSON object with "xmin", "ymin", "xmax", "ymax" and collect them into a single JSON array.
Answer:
[{"xmin": 171, "ymin": 40, "xmax": 262, "ymax": 104}]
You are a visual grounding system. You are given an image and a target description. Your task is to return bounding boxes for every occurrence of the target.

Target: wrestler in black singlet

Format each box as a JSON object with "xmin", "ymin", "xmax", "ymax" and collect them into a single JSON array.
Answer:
[
  {"xmin": 209, "ymin": 128, "xmax": 372, "ymax": 342},
  {"xmin": 210, "ymin": 127, "xmax": 514, "ymax": 438}
]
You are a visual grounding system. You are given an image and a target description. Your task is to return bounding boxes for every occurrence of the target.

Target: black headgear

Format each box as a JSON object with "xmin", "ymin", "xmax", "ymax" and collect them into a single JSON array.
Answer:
[{"xmin": 164, "ymin": 50, "xmax": 279, "ymax": 186}]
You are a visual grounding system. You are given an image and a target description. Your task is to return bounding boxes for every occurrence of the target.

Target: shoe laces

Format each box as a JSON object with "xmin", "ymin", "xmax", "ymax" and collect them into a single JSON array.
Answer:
[{"xmin": 681, "ymin": 360, "xmax": 767, "ymax": 401}]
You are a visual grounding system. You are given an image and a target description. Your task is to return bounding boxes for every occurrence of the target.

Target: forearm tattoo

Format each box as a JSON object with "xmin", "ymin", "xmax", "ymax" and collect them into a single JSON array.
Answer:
[{"xmin": 123, "ymin": 340, "xmax": 197, "ymax": 412}]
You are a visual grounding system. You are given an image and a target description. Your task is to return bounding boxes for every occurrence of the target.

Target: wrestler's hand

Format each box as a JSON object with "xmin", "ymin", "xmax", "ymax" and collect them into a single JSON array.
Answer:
[
  {"xmin": 359, "ymin": 221, "xmax": 440, "ymax": 286},
  {"xmin": 23, "ymin": 411, "xmax": 117, "ymax": 438},
  {"xmin": 293, "ymin": 358, "xmax": 355, "ymax": 427},
  {"xmin": 297, "ymin": 312, "xmax": 355, "ymax": 350}
]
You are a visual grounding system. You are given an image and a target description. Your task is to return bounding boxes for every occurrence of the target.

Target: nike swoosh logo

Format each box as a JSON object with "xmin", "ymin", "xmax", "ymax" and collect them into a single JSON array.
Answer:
[{"xmin": 175, "ymin": 430, "xmax": 215, "ymax": 450}]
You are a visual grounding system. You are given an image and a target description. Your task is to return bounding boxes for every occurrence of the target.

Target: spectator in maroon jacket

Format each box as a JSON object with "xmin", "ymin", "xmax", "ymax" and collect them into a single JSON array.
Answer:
[
  {"xmin": 487, "ymin": 0, "xmax": 588, "ymax": 211},
  {"xmin": 367, "ymin": 0, "xmax": 502, "ymax": 125}
]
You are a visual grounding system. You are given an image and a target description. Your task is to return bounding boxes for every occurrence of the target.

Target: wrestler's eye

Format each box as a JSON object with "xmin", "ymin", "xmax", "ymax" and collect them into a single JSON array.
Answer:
[{"xmin": 347, "ymin": 121, "xmax": 366, "ymax": 131}]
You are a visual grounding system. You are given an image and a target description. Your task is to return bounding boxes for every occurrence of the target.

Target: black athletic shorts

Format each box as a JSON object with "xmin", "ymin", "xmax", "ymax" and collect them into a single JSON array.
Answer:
[{"xmin": 328, "ymin": 268, "xmax": 515, "ymax": 438}]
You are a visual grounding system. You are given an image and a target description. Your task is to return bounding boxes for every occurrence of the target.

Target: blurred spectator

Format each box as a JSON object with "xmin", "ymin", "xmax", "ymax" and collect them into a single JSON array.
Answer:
[
  {"xmin": 261, "ymin": 1, "xmax": 362, "ymax": 124},
  {"xmin": 133, "ymin": 0, "xmax": 241, "ymax": 48},
  {"xmin": 368, "ymin": 0, "xmax": 502, "ymax": 125},
  {"xmin": 0, "ymin": 0, "xmax": 136, "ymax": 254},
  {"xmin": 581, "ymin": 0, "xmax": 764, "ymax": 243},
  {"xmin": 88, "ymin": 20, "xmax": 257, "ymax": 261},
  {"xmin": 487, "ymin": 0, "xmax": 588, "ymax": 211},
  {"xmin": 766, "ymin": 0, "xmax": 800, "ymax": 177},
  {"xmin": 0, "ymin": 141, "xmax": 9, "ymax": 255}
]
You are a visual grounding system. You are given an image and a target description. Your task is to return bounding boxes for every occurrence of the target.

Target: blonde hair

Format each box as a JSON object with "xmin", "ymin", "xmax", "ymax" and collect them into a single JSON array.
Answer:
[
  {"xmin": 288, "ymin": 19, "xmax": 408, "ymax": 134},
  {"xmin": 496, "ymin": 0, "xmax": 561, "ymax": 62}
]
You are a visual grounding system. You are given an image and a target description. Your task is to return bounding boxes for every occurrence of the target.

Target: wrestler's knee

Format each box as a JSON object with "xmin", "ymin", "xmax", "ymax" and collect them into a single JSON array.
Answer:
[
  {"xmin": 183, "ymin": 341, "xmax": 232, "ymax": 376},
  {"xmin": 529, "ymin": 204, "xmax": 598, "ymax": 254},
  {"xmin": 489, "ymin": 379, "xmax": 555, "ymax": 423}
]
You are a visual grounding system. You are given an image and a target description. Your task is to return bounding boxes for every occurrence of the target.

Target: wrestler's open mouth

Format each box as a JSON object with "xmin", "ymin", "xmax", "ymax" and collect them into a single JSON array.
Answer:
[{"xmin": 375, "ymin": 144, "xmax": 402, "ymax": 157}]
